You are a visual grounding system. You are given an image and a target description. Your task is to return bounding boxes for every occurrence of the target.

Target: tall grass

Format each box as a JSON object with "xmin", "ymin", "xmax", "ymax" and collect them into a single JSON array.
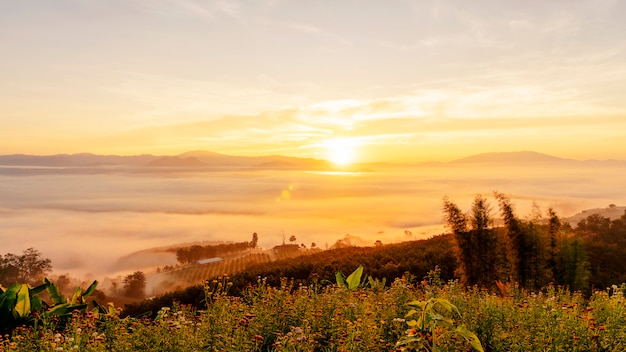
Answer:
[{"xmin": 2, "ymin": 277, "xmax": 625, "ymax": 351}]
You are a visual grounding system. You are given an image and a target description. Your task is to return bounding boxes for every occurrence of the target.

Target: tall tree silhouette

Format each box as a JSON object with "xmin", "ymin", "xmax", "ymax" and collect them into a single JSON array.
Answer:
[
  {"xmin": 0, "ymin": 247, "xmax": 52, "ymax": 286},
  {"xmin": 495, "ymin": 192, "xmax": 526, "ymax": 284},
  {"xmin": 494, "ymin": 192, "xmax": 550, "ymax": 289},
  {"xmin": 469, "ymin": 195, "xmax": 498, "ymax": 287},
  {"xmin": 124, "ymin": 271, "xmax": 147, "ymax": 299},
  {"xmin": 547, "ymin": 208, "xmax": 561, "ymax": 282},
  {"xmin": 443, "ymin": 195, "xmax": 498, "ymax": 287}
]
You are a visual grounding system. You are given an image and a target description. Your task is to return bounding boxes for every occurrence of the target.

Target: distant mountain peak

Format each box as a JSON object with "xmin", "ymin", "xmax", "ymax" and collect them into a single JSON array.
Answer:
[
  {"xmin": 177, "ymin": 150, "xmax": 225, "ymax": 158},
  {"xmin": 451, "ymin": 151, "xmax": 569, "ymax": 164}
]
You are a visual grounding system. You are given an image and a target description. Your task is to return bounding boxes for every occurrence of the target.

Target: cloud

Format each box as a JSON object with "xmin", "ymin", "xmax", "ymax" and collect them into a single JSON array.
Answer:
[{"xmin": 2, "ymin": 160, "xmax": 625, "ymax": 278}]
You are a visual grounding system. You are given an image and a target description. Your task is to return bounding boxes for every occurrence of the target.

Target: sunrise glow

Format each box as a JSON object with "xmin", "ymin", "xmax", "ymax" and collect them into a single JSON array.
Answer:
[
  {"xmin": 325, "ymin": 138, "xmax": 358, "ymax": 166},
  {"xmin": 2, "ymin": 5, "xmax": 626, "ymax": 343},
  {"xmin": 1, "ymin": 1, "xmax": 625, "ymax": 162}
]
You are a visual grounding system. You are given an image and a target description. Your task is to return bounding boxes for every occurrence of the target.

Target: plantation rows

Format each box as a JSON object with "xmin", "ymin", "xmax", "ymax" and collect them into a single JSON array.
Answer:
[{"xmin": 149, "ymin": 250, "xmax": 308, "ymax": 296}]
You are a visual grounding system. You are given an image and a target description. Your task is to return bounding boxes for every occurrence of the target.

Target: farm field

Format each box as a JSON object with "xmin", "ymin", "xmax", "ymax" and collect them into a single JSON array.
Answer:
[{"xmin": 148, "ymin": 248, "xmax": 314, "ymax": 296}]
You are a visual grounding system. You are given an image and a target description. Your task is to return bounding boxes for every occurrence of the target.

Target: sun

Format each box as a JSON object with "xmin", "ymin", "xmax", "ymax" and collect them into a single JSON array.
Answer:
[{"xmin": 325, "ymin": 138, "xmax": 358, "ymax": 166}]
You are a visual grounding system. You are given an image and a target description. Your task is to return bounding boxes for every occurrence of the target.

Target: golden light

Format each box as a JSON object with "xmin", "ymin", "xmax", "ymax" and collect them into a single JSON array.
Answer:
[{"xmin": 324, "ymin": 138, "xmax": 358, "ymax": 166}]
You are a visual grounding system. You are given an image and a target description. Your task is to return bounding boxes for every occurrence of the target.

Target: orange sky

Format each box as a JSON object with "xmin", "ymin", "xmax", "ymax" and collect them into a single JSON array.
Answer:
[{"xmin": 2, "ymin": 1, "xmax": 626, "ymax": 162}]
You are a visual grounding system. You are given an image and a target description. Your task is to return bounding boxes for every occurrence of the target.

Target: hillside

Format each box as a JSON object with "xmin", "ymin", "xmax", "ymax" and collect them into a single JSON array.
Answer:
[
  {"xmin": 564, "ymin": 204, "xmax": 626, "ymax": 226},
  {"xmin": 122, "ymin": 235, "xmax": 457, "ymax": 317},
  {"xmin": 147, "ymin": 247, "xmax": 315, "ymax": 296},
  {"xmin": 122, "ymin": 204, "xmax": 626, "ymax": 318}
]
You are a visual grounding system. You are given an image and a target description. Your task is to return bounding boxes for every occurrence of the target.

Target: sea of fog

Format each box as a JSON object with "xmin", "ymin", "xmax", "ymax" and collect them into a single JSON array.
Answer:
[{"xmin": 1, "ymin": 163, "xmax": 624, "ymax": 278}]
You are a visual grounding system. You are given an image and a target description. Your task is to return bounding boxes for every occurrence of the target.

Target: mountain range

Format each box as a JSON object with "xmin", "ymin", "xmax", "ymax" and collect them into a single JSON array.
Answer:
[
  {"xmin": 0, "ymin": 150, "xmax": 624, "ymax": 169},
  {"xmin": 0, "ymin": 150, "xmax": 334, "ymax": 170}
]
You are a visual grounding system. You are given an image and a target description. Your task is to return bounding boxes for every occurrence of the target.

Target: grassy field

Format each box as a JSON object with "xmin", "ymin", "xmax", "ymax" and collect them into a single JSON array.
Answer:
[{"xmin": 2, "ymin": 274, "xmax": 625, "ymax": 352}]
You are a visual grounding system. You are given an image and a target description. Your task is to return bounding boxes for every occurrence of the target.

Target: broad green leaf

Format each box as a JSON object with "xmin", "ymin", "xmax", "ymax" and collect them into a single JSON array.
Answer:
[
  {"xmin": 47, "ymin": 302, "xmax": 70, "ymax": 316},
  {"xmin": 92, "ymin": 300, "xmax": 108, "ymax": 314},
  {"xmin": 70, "ymin": 286, "xmax": 82, "ymax": 305},
  {"xmin": 405, "ymin": 309, "xmax": 418, "ymax": 317},
  {"xmin": 456, "ymin": 325, "xmax": 484, "ymax": 352},
  {"xmin": 14, "ymin": 284, "xmax": 31, "ymax": 318},
  {"xmin": 346, "ymin": 266, "xmax": 363, "ymax": 291},
  {"xmin": 29, "ymin": 281, "xmax": 49, "ymax": 296},
  {"xmin": 31, "ymin": 295, "xmax": 44, "ymax": 312},
  {"xmin": 416, "ymin": 315, "xmax": 425, "ymax": 328},
  {"xmin": 428, "ymin": 313, "xmax": 446, "ymax": 322},
  {"xmin": 0, "ymin": 284, "xmax": 20, "ymax": 324},
  {"xmin": 433, "ymin": 298, "xmax": 460, "ymax": 315},
  {"xmin": 45, "ymin": 279, "xmax": 65, "ymax": 305},
  {"xmin": 82, "ymin": 280, "xmax": 99, "ymax": 299},
  {"xmin": 107, "ymin": 302, "xmax": 117, "ymax": 316},
  {"xmin": 335, "ymin": 272, "xmax": 346, "ymax": 288},
  {"xmin": 407, "ymin": 300, "xmax": 427, "ymax": 310}
]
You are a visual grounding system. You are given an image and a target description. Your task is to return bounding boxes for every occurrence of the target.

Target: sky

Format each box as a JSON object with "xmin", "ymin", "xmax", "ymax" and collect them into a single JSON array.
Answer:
[{"xmin": 2, "ymin": 0, "xmax": 626, "ymax": 162}]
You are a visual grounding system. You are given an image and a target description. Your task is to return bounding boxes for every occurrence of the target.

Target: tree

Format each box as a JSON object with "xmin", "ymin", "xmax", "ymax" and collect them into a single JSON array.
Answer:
[
  {"xmin": 495, "ymin": 192, "xmax": 526, "ymax": 284},
  {"xmin": 289, "ymin": 235, "xmax": 297, "ymax": 244},
  {"xmin": 495, "ymin": 193, "xmax": 551, "ymax": 289},
  {"xmin": 443, "ymin": 196, "xmax": 470, "ymax": 284},
  {"xmin": 250, "ymin": 232, "xmax": 259, "ymax": 248},
  {"xmin": 123, "ymin": 271, "xmax": 147, "ymax": 299},
  {"xmin": 546, "ymin": 208, "xmax": 561, "ymax": 282},
  {"xmin": 56, "ymin": 274, "xmax": 72, "ymax": 295},
  {"xmin": 559, "ymin": 236, "xmax": 590, "ymax": 292},
  {"xmin": 0, "ymin": 247, "xmax": 52, "ymax": 286},
  {"xmin": 575, "ymin": 211, "xmax": 626, "ymax": 289},
  {"xmin": 469, "ymin": 195, "xmax": 499, "ymax": 287},
  {"xmin": 443, "ymin": 195, "xmax": 498, "ymax": 287}
]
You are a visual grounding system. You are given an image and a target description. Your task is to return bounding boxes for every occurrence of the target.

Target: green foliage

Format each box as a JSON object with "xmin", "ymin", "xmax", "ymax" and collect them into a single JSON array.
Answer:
[
  {"xmin": 335, "ymin": 265, "xmax": 364, "ymax": 290},
  {"xmin": 0, "ymin": 278, "xmax": 99, "ymax": 335},
  {"xmin": 222, "ymin": 235, "xmax": 456, "ymax": 297},
  {"xmin": 444, "ymin": 195, "xmax": 499, "ymax": 287},
  {"xmin": 444, "ymin": 192, "xmax": 596, "ymax": 292},
  {"xmin": 577, "ymin": 210, "xmax": 626, "ymax": 289},
  {"xmin": 4, "ymin": 279, "xmax": 626, "ymax": 351},
  {"xmin": 396, "ymin": 297, "xmax": 484, "ymax": 352},
  {"xmin": 123, "ymin": 271, "xmax": 146, "ymax": 299},
  {"xmin": 336, "ymin": 265, "xmax": 388, "ymax": 292},
  {"xmin": 0, "ymin": 248, "xmax": 52, "ymax": 287}
]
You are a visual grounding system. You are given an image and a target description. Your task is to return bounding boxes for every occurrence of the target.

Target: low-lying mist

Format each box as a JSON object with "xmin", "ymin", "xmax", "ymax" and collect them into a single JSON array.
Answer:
[{"xmin": 1, "ymin": 161, "xmax": 624, "ymax": 280}]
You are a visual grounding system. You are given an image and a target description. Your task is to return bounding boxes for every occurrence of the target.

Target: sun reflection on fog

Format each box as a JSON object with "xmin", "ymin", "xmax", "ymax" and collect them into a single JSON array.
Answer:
[{"xmin": 276, "ymin": 183, "xmax": 297, "ymax": 202}]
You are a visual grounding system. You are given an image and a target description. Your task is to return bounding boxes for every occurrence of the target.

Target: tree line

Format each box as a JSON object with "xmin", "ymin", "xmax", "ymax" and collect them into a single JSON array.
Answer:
[
  {"xmin": 174, "ymin": 233, "xmax": 258, "ymax": 264},
  {"xmin": 443, "ymin": 192, "xmax": 593, "ymax": 292}
]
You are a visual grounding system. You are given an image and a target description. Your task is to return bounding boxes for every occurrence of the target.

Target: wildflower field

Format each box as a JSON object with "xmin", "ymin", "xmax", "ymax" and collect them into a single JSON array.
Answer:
[{"xmin": 2, "ymin": 274, "xmax": 625, "ymax": 352}]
